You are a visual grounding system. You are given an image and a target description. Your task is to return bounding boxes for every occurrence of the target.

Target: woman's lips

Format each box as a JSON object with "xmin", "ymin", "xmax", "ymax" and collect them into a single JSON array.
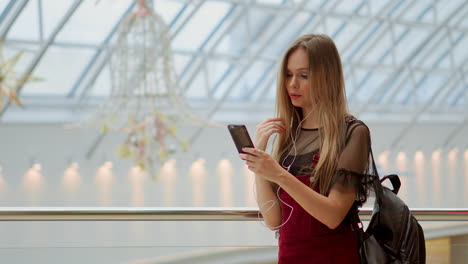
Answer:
[{"xmin": 290, "ymin": 94, "xmax": 301, "ymax": 100}]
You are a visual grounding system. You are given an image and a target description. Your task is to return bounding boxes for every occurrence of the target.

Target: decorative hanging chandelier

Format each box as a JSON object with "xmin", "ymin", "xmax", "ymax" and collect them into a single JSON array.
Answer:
[{"xmin": 88, "ymin": 0, "xmax": 215, "ymax": 178}]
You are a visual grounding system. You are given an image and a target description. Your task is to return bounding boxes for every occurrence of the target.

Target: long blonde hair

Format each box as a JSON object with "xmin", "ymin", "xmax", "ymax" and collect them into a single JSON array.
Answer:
[{"xmin": 271, "ymin": 34, "xmax": 349, "ymax": 196}]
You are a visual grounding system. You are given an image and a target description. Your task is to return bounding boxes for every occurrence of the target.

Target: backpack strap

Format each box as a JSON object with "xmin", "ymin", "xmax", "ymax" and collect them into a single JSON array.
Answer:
[
  {"xmin": 344, "ymin": 118, "xmax": 369, "ymax": 233},
  {"xmin": 381, "ymin": 174, "xmax": 401, "ymax": 195},
  {"xmin": 345, "ymin": 118, "xmax": 382, "ymax": 244}
]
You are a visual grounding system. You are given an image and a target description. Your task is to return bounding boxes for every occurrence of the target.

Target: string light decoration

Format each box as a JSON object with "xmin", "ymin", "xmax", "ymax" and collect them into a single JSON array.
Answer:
[
  {"xmin": 0, "ymin": 42, "xmax": 36, "ymax": 118},
  {"xmin": 88, "ymin": 0, "xmax": 215, "ymax": 178}
]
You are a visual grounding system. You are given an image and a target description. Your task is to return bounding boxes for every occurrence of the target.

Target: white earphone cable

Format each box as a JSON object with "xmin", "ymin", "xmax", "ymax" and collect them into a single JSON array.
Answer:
[{"xmin": 255, "ymin": 109, "xmax": 314, "ymax": 229}]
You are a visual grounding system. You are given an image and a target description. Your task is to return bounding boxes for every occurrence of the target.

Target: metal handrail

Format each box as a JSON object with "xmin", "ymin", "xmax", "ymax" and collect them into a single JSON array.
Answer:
[{"xmin": 0, "ymin": 207, "xmax": 467, "ymax": 221}]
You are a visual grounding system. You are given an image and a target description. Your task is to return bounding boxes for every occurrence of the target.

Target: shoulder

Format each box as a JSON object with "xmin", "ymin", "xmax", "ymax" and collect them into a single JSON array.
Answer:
[{"xmin": 345, "ymin": 116, "xmax": 370, "ymax": 142}]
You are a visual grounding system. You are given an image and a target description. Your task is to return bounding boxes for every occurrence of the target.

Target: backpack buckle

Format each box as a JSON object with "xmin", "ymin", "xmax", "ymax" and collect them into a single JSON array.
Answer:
[{"xmin": 351, "ymin": 221, "xmax": 364, "ymax": 231}]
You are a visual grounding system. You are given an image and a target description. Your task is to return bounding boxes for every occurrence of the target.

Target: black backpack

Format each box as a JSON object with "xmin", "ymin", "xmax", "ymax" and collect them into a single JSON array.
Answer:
[{"xmin": 349, "ymin": 138, "xmax": 426, "ymax": 263}]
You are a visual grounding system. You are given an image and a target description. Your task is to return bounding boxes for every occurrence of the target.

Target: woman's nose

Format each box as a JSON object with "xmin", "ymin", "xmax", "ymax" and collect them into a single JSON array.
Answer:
[{"xmin": 288, "ymin": 76, "xmax": 297, "ymax": 89}]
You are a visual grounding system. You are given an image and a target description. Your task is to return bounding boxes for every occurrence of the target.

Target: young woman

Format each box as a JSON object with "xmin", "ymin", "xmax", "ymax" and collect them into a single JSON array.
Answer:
[{"xmin": 240, "ymin": 34, "xmax": 371, "ymax": 263}]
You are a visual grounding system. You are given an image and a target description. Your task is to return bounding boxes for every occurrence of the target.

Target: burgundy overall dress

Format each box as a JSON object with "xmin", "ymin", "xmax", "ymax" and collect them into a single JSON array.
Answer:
[{"xmin": 277, "ymin": 174, "xmax": 360, "ymax": 263}]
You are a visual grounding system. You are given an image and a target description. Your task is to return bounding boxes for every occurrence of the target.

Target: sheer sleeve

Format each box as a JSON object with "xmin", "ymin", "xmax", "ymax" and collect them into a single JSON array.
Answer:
[{"xmin": 331, "ymin": 123, "xmax": 370, "ymax": 205}]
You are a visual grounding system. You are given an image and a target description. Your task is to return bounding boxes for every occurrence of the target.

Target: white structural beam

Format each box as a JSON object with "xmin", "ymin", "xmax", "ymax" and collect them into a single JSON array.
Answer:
[
  {"xmin": 441, "ymin": 82, "xmax": 468, "ymax": 149},
  {"xmin": 225, "ymin": 0, "xmax": 468, "ymax": 34},
  {"xmin": 0, "ymin": 0, "xmax": 29, "ymax": 40},
  {"xmin": 169, "ymin": 0, "xmax": 205, "ymax": 41},
  {"xmin": 5, "ymin": 37, "xmax": 465, "ymax": 76}
]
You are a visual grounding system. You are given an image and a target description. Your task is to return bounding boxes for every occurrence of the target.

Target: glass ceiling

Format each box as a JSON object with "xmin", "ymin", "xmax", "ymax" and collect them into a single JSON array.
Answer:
[{"xmin": 0, "ymin": 0, "xmax": 467, "ymax": 126}]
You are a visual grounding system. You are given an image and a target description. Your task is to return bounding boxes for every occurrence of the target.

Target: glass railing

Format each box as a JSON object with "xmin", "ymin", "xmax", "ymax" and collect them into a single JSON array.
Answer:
[{"xmin": 0, "ymin": 207, "xmax": 466, "ymax": 264}]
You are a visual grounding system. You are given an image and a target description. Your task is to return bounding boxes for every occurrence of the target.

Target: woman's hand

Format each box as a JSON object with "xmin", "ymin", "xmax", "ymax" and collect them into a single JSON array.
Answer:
[
  {"xmin": 254, "ymin": 118, "xmax": 286, "ymax": 151},
  {"xmin": 240, "ymin": 148, "xmax": 285, "ymax": 183}
]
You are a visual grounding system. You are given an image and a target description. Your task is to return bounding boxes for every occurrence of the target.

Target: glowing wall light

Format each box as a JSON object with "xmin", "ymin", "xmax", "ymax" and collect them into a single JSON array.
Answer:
[
  {"xmin": 189, "ymin": 158, "xmax": 206, "ymax": 206},
  {"xmin": 431, "ymin": 149, "xmax": 441, "ymax": 207},
  {"xmin": 447, "ymin": 148, "xmax": 458, "ymax": 206},
  {"xmin": 62, "ymin": 162, "xmax": 82, "ymax": 195},
  {"xmin": 377, "ymin": 151, "xmax": 389, "ymax": 172},
  {"xmin": 395, "ymin": 152, "xmax": 408, "ymax": 201},
  {"xmin": 396, "ymin": 152, "xmax": 407, "ymax": 173},
  {"xmin": 95, "ymin": 161, "xmax": 114, "ymax": 206},
  {"xmin": 0, "ymin": 166, "xmax": 6, "ymax": 193},
  {"xmin": 128, "ymin": 166, "xmax": 147, "ymax": 207},
  {"xmin": 243, "ymin": 164, "xmax": 256, "ymax": 206},
  {"xmin": 22, "ymin": 163, "xmax": 45, "ymax": 204},
  {"xmin": 464, "ymin": 150, "xmax": 468, "ymax": 205},
  {"xmin": 217, "ymin": 159, "xmax": 233, "ymax": 207},
  {"xmin": 160, "ymin": 159, "xmax": 177, "ymax": 206},
  {"xmin": 414, "ymin": 151, "xmax": 425, "ymax": 206}
]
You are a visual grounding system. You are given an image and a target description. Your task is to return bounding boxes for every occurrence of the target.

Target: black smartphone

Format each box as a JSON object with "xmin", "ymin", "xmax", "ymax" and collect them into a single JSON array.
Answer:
[{"xmin": 227, "ymin": 124, "xmax": 255, "ymax": 154}]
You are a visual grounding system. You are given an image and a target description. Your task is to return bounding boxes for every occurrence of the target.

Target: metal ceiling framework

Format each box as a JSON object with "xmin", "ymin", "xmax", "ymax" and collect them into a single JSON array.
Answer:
[{"xmin": 0, "ymin": 0, "xmax": 467, "ymax": 150}]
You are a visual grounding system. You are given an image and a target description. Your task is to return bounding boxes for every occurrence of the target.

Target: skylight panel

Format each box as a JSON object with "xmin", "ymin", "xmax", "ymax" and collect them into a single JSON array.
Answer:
[
  {"xmin": 21, "ymin": 46, "xmax": 94, "ymax": 96},
  {"xmin": 450, "ymin": 32, "xmax": 467, "ymax": 67},
  {"xmin": 415, "ymin": 73, "xmax": 448, "ymax": 104},
  {"xmin": 41, "ymin": 0, "xmax": 76, "ymax": 39},
  {"xmin": 7, "ymin": 0, "xmax": 39, "ymax": 40},
  {"xmin": 401, "ymin": 0, "xmax": 434, "ymax": 23},
  {"xmin": 335, "ymin": 0, "xmax": 366, "ymax": 14},
  {"xmin": 55, "ymin": 0, "xmax": 133, "ymax": 44},
  {"xmin": 154, "ymin": 0, "xmax": 185, "ymax": 25},
  {"xmin": 89, "ymin": 65, "xmax": 111, "ymax": 97},
  {"xmin": 229, "ymin": 61, "xmax": 271, "ymax": 100},
  {"xmin": 262, "ymin": 11, "xmax": 311, "ymax": 58},
  {"xmin": 172, "ymin": 1, "xmax": 231, "ymax": 52},
  {"xmin": 206, "ymin": 59, "xmax": 230, "ymax": 90}
]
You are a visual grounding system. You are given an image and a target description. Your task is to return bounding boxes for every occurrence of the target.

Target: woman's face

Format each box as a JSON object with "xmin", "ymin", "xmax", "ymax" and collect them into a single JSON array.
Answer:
[{"xmin": 285, "ymin": 48, "xmax": 312, "ymax": 111}]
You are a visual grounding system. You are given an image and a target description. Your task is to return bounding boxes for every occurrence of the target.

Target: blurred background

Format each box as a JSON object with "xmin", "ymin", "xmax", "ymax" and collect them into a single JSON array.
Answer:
[{"xmin": 0, "ymin": 0, "xmax": 467, "ymax": 263}]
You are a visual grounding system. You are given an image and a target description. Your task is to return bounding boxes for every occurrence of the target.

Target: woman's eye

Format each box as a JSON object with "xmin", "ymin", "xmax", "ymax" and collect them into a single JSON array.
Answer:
[
  {"xmin": 286, "ymin": 72, "xmax": 292, "ymax": 77},
  {"xmin": 301, "ymin": 74, "xmax": 308, "ymax": 79}
]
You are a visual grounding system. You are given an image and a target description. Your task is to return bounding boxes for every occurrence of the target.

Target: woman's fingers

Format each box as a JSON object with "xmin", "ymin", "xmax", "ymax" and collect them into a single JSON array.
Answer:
[
  {"xmin": 257, "ymin": 122, "xmax": 286, "ymax": 135},
  {"xmin": 239, "ymin": 153, "xmax": 256, "ymax": 161},
  {"xmin": 245, "ymin": 160, "xmax": 255, "ymax": 167},
  {"xmin": 264, "ymin": 121, "xmax": 286, "ymax": 130},
  {"xmin": 239, "ymin": 148, "xmax": 260, "ymax": 162},
  {"xmin": 240, "ymin": 153, "xmax": 257, "ymax": 171},
  {"xmin": 260, "ymin": 117, "xmax": 282, "ymax": 125},
  {"xmin": 258, "ymin": 118, "xmax": 285, "ymax": 129},
  {"xmin": 259, "ymin": 119, "xmax": 285, "ymax": 128},
  {"xmin": 266, "ymin": 126, "xmax": 285, "ymax": 134},
  {"xmin": 242, "ymin": 147, "xmax": 257, "ymax": 155}
]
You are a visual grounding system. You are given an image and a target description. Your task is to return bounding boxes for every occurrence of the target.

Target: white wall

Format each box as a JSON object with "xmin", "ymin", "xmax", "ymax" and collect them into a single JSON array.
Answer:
[
  {"xmin": 1, "ymin": 121, "xmax": 467, "ymax": 207},
  {"xmin": 0, "ymin": 121, "xmax": 467, "ymax": 263}
]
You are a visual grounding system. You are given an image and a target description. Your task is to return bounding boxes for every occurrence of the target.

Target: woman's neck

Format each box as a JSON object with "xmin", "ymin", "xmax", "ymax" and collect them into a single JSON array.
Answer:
[{"xmin": 300, "ymin": 109, "xmax": 320, "ymax": 129}]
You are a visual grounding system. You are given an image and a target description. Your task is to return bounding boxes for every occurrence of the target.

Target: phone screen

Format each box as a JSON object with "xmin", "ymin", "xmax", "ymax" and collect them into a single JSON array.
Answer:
[{"xmin": 227, "ymin": 125, "xmax": 254, "ymax": 154}]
